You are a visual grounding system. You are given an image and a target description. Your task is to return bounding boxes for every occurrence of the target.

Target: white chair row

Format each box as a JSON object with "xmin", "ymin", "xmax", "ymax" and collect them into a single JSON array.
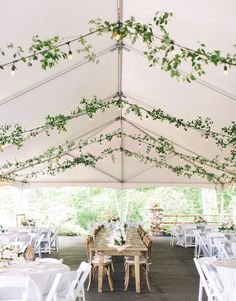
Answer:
[
  {"xmin": 194, "ymin": 230, "xmax": 236, "ymax": 259},
  {"xmin": 33, "ymin": 226, "xmax": 60, "ymax": 257},
  {"xmin": 0, "ymin": 261, "xmax": 91, "ymax": 301}
]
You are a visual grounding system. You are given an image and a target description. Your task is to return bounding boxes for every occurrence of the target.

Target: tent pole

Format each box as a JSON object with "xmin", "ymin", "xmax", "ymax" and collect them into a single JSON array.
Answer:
[{"xmin": 219, "ymin": 184, "xmax": 224, "ymax": 225}]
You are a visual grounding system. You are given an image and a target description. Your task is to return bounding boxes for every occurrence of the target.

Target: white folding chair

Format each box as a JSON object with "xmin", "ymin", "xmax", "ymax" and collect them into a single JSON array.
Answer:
[
  {"xmin": 73, "ymin": 261, "xmax": 92, "ymax": 301},
  {"xmin": 38, "ymin": 227, "xmax": 52, "ymax": 255},
  {"xmin": 207, "ymin": 233, "xmax": 226, "ymax": 257},
  {"xmin": 224, "ymin": 241, "xmax": 236, "ymax": 258},
  {"xmin": 193, "ymin": 257, "xmax": 216, "ymax": 301},
  {"xmin": 182, "ymin": 224, "xmax": 197, "ymax": 248},
  {"xmin": 170, "ymin": 227, "xmax": 183, "ymax": 247},
  {"xmin": 35, "ymin": 257, "xmax": 63, "ymax": 264},
  {"xmin": 50, "ymin": 262, "xmax": 91, "ymax": 301},
  {"xmin": 0, "ymin": 275, "xmax": 41, "ymax": 301},
  {"xmin": 34, "ymin": 233, "xmax": 45, "ymax": 258},
  {"xmin": 194, "ymin": 230, "xmax": 209, "ymax": 258},
  {"xmin": 50, "ymin": 225, "xmax": 60, "ymax": 253},
  {"xmin": 44, "ymin": 273, "xmax": 62, "ymax": 301},
  {"xmin": 202, "ymin": 263, "xmax": 225, "ymax": 301},
  {"xmin": 214, "ymin": 239, "xmax": 230, "ymax": 260}
]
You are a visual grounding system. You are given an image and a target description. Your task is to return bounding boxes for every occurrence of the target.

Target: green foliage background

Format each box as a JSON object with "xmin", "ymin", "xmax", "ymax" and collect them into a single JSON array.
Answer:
[{"xmin": 0, "ymin": 186, "xmax": 235, "ymax": 235}]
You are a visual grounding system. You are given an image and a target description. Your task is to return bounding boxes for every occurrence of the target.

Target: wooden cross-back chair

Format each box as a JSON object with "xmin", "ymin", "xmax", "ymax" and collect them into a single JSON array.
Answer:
[{"xmin": 86, "ymin": 235, "xmax": 114, "ymax": 292}]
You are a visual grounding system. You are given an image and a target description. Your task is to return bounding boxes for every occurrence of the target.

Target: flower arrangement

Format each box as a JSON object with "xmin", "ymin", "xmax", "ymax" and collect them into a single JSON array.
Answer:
[
  {"xmin": 21, "ymin": 217, "xmax": 36, "ymax": 227},
  {"xmin": 0, "ymin": 243, "xmax": 25, "ymax": 262},
  {"xmin": 107, "ymin": 216, "xmax": 120, "ymax": 223},
  {"xmin": 113, "ymin": 223, "xmax": 127, "ymax": 246},
  {"xmin": 219, "ymin": 220, "xmax": 236, "ymax": 231},
  {"xmin": 194, "ymin": 216, "xmax": 207, "ymax": 224}
]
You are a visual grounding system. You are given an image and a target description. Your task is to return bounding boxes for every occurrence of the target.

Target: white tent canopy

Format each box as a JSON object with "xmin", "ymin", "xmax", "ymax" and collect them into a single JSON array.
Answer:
[{"xmin": 0, "ymin": 0, "xmax": 235, "ymax": 189}]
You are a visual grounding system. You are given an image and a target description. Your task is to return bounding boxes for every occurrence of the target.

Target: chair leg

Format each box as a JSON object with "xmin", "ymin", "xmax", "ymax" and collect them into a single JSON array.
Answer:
[
  {"xmin": 144, "ymin": 264, "xmax": 151, "ymax": 291},
  {"xmin": 107, "ymin": 265, "xmax": 114, "ymax": 292},
  {"xmin": 198, "ymin": 280, "xmax": 203, "ymax": 301},
  {"xmin": 111, "ymin": 257, "xmax": 115, "ymax": 272},
  {"xmin": 87, "ymin": 269, "xmax": 93, "ymax": 291},
  {"xmin": 124, "ymin": 264, "xmax": 130, "ymax": 291}
]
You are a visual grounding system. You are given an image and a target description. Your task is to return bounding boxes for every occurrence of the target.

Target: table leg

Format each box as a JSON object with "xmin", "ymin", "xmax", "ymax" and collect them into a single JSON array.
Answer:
[
  {"xmin": 134, "ymin": 255, "xmax": 140, "ymax": 293},
  {"xmin": 98, "ymin": 255, "xmax": 104, "ymax": 293}
]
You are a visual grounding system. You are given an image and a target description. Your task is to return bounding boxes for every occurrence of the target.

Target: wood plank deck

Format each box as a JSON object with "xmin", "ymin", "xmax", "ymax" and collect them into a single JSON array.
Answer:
[{"xmin": 53, "ymin": 236, "xmax": 200, "ymax": 301}]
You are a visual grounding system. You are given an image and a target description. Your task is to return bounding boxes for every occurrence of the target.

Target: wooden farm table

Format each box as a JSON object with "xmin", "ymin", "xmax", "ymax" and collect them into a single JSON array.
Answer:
[{"xmin": 91, "ymin": 228, "xmax": 147, "ymax": 293}]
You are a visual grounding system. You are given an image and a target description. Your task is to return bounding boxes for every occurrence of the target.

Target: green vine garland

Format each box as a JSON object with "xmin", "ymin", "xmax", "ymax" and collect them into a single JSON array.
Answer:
[
  {"xmin": 1, "ymin": 128, "xmax": 235, "ymax": 185},
  {"xmin": 0, "ymin": 12, "xmax": 235, "ymax": 81},
  {"xmin": 0, "ymin": 12, "xmax": 235, "ymax": 186}
]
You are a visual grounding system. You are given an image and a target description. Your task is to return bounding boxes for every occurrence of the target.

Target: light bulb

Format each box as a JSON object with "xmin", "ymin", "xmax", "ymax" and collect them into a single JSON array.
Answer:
[
  {"xmin": 224, "ymin": 65, "xmax": 228, "ymax": 76},
  {"xmin": 68, "ymin": 50, "xmax": 73, "ymax": 60},
  {"xmin": 114, "ymin": 31, "xmax": 121, "ymax": 41},
  {"xmin": 170, "ymin": 44, "xmax": 175, "ymax": 54}
]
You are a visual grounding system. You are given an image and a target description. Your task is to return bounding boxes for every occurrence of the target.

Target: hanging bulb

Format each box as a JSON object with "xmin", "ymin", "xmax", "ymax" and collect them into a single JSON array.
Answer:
[
  {"xmin": 138, "ymin": 143, "xmax": 141, "ymax": 148},
  {"xmin": 68, "ymin": 50, "xmax": 73, "ymax": 60},
  {"xmin": 118, "ymin": 105, "xmax": 121, "ymax": 111},
  {"xmin": 114, "ymin": 31, "xmax": 121, "ymax": 41},
  {"xmin": 11, "ymin": 64, "xmax": 16, "ymax": 76},
  {"xmin": 89, "ymin": 116, "xmax": 93, "ymax": 121},
  {"xmin": 99, "ymin": 141, "xmax": 102, "ymax": 147},
  {"xmin": 67, "ymin": 42, "xmax": 73, "ymax": 60},
  {"xmin": 223, "ymin": 65, "xmax": 228, "ymax": 76},
  {"xmin": 170, "ymin": 44, "xmax": 175, "ymax": 54}
]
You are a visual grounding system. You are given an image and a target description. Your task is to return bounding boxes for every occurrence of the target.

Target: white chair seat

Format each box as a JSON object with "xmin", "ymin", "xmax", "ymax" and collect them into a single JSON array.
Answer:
[
  {"xmin": 92, "ymin": 256, "xmax": 111, "ymax": 264},
  {"xmin": 125, "ymin": 256, "xmax": 147, "ymax": 264}
]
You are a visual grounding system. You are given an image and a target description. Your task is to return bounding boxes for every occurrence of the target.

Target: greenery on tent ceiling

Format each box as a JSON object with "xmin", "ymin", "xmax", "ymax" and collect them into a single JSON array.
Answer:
[
  {"xmin": 0, "ymin": 97, "xmax": 236, "ymax": 183},
  {"xmin": 0, "ymin": 97, "xmax": 236, "ymax": 159},
  {"xmin": 0, "ymin": 12, "xmax": 235, "ymax": 185},
  {"xmin": 0, "ymin": 12, "xmax": 235, "ymax": 80}
]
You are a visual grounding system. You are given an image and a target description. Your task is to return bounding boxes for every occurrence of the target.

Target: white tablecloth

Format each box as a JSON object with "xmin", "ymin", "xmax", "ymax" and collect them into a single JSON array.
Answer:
[
  {"xmin": 213, "ymin": 259, "xmax": 236, "ymax": 301},
  {"xmin": 0, "ymin": 261, "xmax": 70, "ymax": 300}
]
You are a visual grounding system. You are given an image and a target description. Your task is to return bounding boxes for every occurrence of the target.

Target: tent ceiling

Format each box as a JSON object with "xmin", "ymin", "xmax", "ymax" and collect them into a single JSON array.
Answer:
[{"xmin": 0, "ymin": 0, "xmax": 235, "ymax": 189}]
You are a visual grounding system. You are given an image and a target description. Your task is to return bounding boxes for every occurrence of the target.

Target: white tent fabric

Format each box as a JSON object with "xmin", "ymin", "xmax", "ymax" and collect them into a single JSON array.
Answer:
[{"xmin": 0, "ymin": 0, "xmax": 235, "ymax": 189}]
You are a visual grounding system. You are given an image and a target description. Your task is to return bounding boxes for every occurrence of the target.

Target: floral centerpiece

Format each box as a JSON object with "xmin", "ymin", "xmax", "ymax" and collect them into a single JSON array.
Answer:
[
  {"xmin": 21, "ymin": 217, "xmax": 36, "ymax": 227},
  {"xmin": 194, "ymin": 216, "xmax": 207, "ymax": 224},
  {"xmin": 113, "ymin": 223, "xmax": 127, "ymax": 246},
  {"xmin": 219, "ymin": 220, "xmax": 236, "ymax": 232},
  {"xmin": 107, "ymin": 216, "xmax": 120, "ymax": 223},
  {"xmin": 0, "ymin": 243, "xmax": 26, "ymax": 263}
]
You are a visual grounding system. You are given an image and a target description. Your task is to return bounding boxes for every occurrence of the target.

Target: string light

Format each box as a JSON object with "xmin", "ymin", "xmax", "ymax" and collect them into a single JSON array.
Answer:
[
  {"xmin": 224, "ymin": 65, "xmax": 228, "ymax": 76},
  {"xmin": 113, "ymin": 31, "xmax": 121, "ymax": 41},
  {"xmin": 99, "ymin": 141, "xmax": 102, "ymax": 147},
  {"xmin": 89, "ymin": 116, "xmax": 93, "ymax": 121},
  {"xmin": 170, "ymin": 41, "xmax": 175, "ymax": 54},
  {"xmin": 11, "ymin": 63, "xmax": 16, "ymax": 76},
  {"xmin": 67, "ymin": 42, "xmax": 73, "ymax": 60},
  {"xmin": 138, "ymin": 143, "xmax": 141, "ymax": 148}
]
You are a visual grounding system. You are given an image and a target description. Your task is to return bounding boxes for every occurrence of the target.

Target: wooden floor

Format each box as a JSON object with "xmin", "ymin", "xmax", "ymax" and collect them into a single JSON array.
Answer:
[{"xmin": 54, "ymin": 236, "xmax": 200, "ymax": 301}]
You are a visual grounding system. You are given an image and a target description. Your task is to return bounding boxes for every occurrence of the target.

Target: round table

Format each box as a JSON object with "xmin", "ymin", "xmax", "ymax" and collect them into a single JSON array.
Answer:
[
  {"xmin": 0, "ymin": 261, "xmax": 70, "ymax": 300},
  {"xmin": 213, "ymin": 259, "xmax": 236, "ymax": 301}
]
